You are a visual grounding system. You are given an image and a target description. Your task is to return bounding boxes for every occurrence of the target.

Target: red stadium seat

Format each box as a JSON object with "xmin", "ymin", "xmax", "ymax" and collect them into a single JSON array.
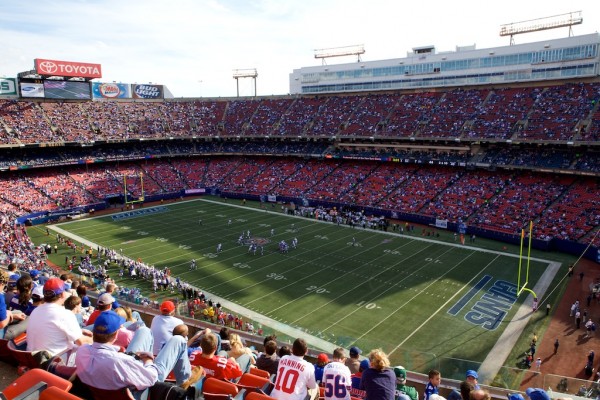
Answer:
[
  {"xmin": 2, "ymin": 368, "xmax": 72, "ymax": 400},
  {"xmin": 249, "ymin": 368, "xmax": 271, "ymax": 379},
  {"xmin": 245, "ymin": 392, "xmax": 277, "ymax": 400},
  {"xmin": 40, "ymin": 386, "xmax": 83, "ymax": 400},
  {"xmin": 202, "ymin": 377, "xmax": 239, "ymax": 398}
]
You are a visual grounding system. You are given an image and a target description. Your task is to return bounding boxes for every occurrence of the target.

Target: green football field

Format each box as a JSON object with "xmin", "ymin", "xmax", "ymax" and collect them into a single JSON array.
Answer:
[{"xmin": 44, "ymin": 198, "xmax": 555, "ymax": 372}]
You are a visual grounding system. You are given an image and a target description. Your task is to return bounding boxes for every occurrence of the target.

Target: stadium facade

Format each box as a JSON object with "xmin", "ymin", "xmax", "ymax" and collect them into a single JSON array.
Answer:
[{"xmin": 289, "ymin": 33, "xmax": 600, "ymax": 94}]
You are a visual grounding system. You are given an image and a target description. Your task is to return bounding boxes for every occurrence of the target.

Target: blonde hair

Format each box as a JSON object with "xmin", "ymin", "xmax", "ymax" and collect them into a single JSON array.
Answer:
[
  {"xmin": 368, "ymin": 348, "xmax": 390, "ymax": 371},
  {"xmin": 229, "ymin": 334, "xmax": 244, "ymax": 355},
  {"xmin": 115, "ymin": 307, "xmax": 128, "ymax": 319}
]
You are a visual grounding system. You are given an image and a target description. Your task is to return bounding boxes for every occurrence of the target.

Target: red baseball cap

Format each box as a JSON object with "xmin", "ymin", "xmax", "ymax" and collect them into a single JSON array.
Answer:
[{"xmin": 160, "ymin": 300, "xmax": 175, "ymax": 313}]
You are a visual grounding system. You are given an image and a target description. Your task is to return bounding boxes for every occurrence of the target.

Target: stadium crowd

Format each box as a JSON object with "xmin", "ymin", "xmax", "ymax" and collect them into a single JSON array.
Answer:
[
  {"xmin": 1, "ymin": 82, "xmax": 600, "ymax": 143},
  {"xmin": 0, "ymin": 152, "xmax": 597, "ymax": 243}
]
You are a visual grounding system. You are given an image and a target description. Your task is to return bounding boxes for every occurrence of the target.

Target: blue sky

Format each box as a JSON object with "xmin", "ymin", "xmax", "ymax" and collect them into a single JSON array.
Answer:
[{"xmin": 1, "ymin": 0, "xmax": 598, "ymax": 97}]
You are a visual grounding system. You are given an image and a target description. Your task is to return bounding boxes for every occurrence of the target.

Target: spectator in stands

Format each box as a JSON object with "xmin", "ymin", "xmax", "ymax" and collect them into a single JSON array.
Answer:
[
  {"xmin": 26, "ymin": 277, "xmax": 92, "ymax": 355},
  {"xmin": 8, "ymin": 275, "xmax": 34, "ymax": 314},
  {"xmin": 424, "ymin": 370, "xmax": 441, "ymax": 400},
  {"xmin": 219, "ymin": 326, "xmax": 232, "ymax": 351},
  {"xmin": 465, "ymin": 370, "xmax": 480, "ymax": 390},
  {"xmin": 271, "ymin": 338, "xmax": 317, "ymax": 400},
  {"xmin": 469, "ymin": 389, "xmax": 491, "ymax": 400},
  {"xmin": 322, "ymin": 348, "xmax": 352, "ymax": 400},
  {"xmin": 64, "ymin": 295, "xmax": 85, "ymax": 328},
  {"xmin": 189, "ymin": 329, "xmax": 243, "ymax": 381},
  {"xmin": 76, "ymin": 284, "xmax": 91, "ymax": 311},
  {"xmin": 151, "ymin": 300, "xmax": 183, "ymax": 355},
  {"xmin": 75, "ymin": 310, "xmax": 199, "ymax": 396},
  {"xmin": 25, "ymin": 285, "xmax": 44, "ymax": 316},
  {"xmin": 227, "ymin": 332, "xmax": 256, "ymax": 372},
  {"xmin": 351, "ymin": 359, "xmax": 370, "ymax": 392},
  {"xmin": 360, "ymin": 349, "xmax": 396, "ymax": 400},
  {"xmin": 278, "ymin": 345, "xmax": 291, "ymax": 358},
  {"xmin": 525, "ymin": 388, "xmax": 550, "ymax": 400},
  {"xmin": 86, "ymin": 292, "xmax": 116, "ymax": 326},
  {"xmin": 0, "ymin": 270, "xmax": 25, "ymax": 338},
  {"xmin": 314, "ymin": 353, "xmax": 329, "ymax": 383},
  {"xmin": 113, "ymin": 307, "xmax": 135, "ymax": 348},
  {"xmin": 394, "ymin": 366, "xmax": 418, "ymax": 400},
  {"xmin": 346, "ymin": 346, "xmax": 362, "ymax": 373},
  {"xmin": 256, "ymin": 339, "xmax": 279, "ymax": 376}
]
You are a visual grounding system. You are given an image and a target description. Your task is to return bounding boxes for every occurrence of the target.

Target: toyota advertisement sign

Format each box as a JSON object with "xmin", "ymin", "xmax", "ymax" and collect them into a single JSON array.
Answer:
[{"xmin": 35, "ymin": 58, "xmax": 102, "ymax": 79}]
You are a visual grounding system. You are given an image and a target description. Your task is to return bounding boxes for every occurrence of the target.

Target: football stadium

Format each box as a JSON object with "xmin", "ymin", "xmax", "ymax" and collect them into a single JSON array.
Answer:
[{"xmin": 0, "ymin": 7, "xmax": 600, "ymax": 400}]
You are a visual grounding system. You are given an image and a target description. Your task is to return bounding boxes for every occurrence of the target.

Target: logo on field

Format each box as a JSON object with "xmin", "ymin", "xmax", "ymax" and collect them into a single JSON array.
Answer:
[
  {"xmin": 242, "ymin": 237, "xmax": 270, "ymax": 246},
  {"xmin": 39, "ymin": 61, "xmax": 58, "ymax": 74}
]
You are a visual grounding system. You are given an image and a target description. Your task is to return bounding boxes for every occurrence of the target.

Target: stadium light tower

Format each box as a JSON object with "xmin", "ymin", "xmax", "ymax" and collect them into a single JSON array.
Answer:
[
  {"xmin": 232, "ymin": 68, "xmax": 258, "ymax": 97},
  {"xmin": 500, "ymin": 11, "xmax": 583, "ymax": 45},
  {"xmin": 314, "ymin": 44, "xmax": 365, "ymax": 65}
]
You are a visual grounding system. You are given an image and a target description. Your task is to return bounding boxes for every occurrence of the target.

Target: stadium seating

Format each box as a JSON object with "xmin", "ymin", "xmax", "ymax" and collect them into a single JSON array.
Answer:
[
  {"xmin": 40, "ymin": 386, "xmax": 83, "ymax": 400},
  {"xmin": 1, "ymin": 368, "xmax": 72, "ymax": 400},
  {"xmin": 202, "ymin": 377, "xmax": 239, "ymax": 399}
]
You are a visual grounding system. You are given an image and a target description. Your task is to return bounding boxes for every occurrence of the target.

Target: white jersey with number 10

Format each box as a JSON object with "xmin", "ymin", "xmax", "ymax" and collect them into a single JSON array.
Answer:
[
  {"xmin": 322, "ymin": 361, "xmax": 352, "ymax": 400},
  {"xmin": 271, "ymin": 355, "xmax": 317, "ymax": 400}
]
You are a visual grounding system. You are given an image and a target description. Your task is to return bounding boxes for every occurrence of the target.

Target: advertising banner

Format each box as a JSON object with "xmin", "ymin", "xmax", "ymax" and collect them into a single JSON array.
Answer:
[
  {"xmin": 35, "ymin": 58, "xmax": 102, "ymax": 79},
  {"xmin": 435, "ymin": 219, "xmax": 448, "ymax": 229},
  {"xmin": 0, "ymin": 78, "xmax": 17, "ymax": 96},
  {"xmin": 20, "ymin": 82, "xmax": 44, "ymax": 98},
  {"xmin": 131, "ymin": 84, "xmax": 163, "ymax": 99},
  {"xmin": 92, "ymin": 82, "xmax": 131, "ymax": 99}
]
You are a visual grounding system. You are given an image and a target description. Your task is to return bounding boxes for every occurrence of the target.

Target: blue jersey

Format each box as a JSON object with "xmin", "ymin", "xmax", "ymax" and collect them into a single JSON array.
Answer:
[{"xmin": 424, "ymin": 383, "xmax": 438, "ymax": 400}]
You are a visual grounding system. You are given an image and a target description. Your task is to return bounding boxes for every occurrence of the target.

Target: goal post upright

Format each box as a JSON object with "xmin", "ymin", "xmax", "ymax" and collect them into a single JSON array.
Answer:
[{"xmin": 123, "ymin": 172, "xmax": 145, "ymax": 205}]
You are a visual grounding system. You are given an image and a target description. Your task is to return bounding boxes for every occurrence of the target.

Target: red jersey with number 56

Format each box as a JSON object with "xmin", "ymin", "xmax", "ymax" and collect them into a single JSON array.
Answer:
[
  {"xmin": 189, "ymin": 351, "xmax": 243, "ymax": 381},
  {"xmin": 271, "ymin": 355, "xmax": 317, "ymax": 400}
]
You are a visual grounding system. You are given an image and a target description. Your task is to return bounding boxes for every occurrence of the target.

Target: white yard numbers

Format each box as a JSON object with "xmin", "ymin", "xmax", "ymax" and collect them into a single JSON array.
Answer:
[
  {"xmin": 425, "ymin": 257, "xmax": 443, "ymax": 264},
  {"xmin": 233, "ymin": 262, "xmax": 251, "ymax": 269},
  {"xmin": 306, "ymin": 285, "xmax": 330, "ymax": 294},
  {"xmin": 203, "ymin": 253, "xmax": 218, "ymax": 259},
  {"xmin": 356, "ymin": 301, "xmax": 381, "ymax": 310},
  {"xmin": 314, "ymin": 235, "xmax": 329, "ymax": 240},
  {"xmin": 178, "ymin": 245, "xmax": 191, "ymax": 250},
  {"xmin": 267, "ymin": 273, "xmax": 286, "ymax": 280},
  {"xmin": 384, "ymin": 249, "xmax": 401, "ymax": 255},
  {"xmin": 137, "ymin": 231, "xmax": 149, "ymax": 236},
  {"xmin": 155, "ymin": 237, "xmax": 169, "ymax": 242}
]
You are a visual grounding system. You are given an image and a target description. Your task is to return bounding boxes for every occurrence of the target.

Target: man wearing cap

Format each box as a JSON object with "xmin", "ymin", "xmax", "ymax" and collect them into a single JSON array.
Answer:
[
  {"xmin": 75, "ymin": 310, "xmax": 197, "ymax": 396},
  {"xmin": 86, "ymin": 292, "xmax": 116, "ymax": 326},
  {"xmin": 151, "ymin": 300, "xmax": 183, "ymax": 355},
  {"xmin": 26, "ymin": 277, "xmax": 93, "ymax": 355},
  {"xmin": 465, "ymin": 370, "xmax": 480, "ymax": 390},
  {"xmin": 394, "ymin": 366, "xmax": 418, "ymax": 400},
  {"xmin": 525, "ymin": 388, "xmax": 550, "ymax": 400},
  {"xmin": 345, "ymin": 346, "xmax": 362, "ymax": 374},
  {"xmin": 323, "ymin": 348, "xmax": 352, "ymax": 400}
]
